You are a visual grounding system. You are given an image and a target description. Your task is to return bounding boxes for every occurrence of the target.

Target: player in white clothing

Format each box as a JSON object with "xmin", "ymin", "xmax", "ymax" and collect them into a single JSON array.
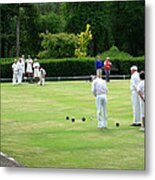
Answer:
[
  {"xmin": 21, "ymin": 55, "xmax": 25, "ymax": 77},
  {"xmin": 38, "ymin": 67, "xmax": 46, "ymax": 86},
  {"xmin": 17, "ymin": 58, "xmax": 24, "ymax": 84},
  {"xmin": 137, "ymin": 71, "xmax": 145, "ymax": 131},
  {"xmin": 12, "ymin": 59, "xmax": 18, "ymax": 85},
  {"xmin": 26, "ymin": 55, "xmax": 33, "ymax": 77},
  {"xmin": 26, "ymin": 55, "xmax": 33, "ymax": 83},
  {"xmin": 33, "ymin": 58, "xmax": 40, "ymax": 82},
  {"xmin": 130, "ymin": 65, "xmax": 141, "ymax": 126},
  {"xmin": 92, "ymin": 73, "xmax": 108, "ymax": 129}
]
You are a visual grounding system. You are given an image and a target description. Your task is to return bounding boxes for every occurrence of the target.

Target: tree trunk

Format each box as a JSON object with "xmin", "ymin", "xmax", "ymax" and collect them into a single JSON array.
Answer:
[
  {"xmin": 16, "ymin": 6, "xmax": 20, "ymax": 57},
  {"xmin": 0, "ymin": 6, "xmax": 2, "ymax": 58}
]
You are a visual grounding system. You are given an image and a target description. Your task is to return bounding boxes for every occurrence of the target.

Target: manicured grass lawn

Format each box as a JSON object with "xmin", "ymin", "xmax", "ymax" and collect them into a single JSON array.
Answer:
[{"xmin": 1, "ymin": 80, "xmax": 145, "ymax": 169}]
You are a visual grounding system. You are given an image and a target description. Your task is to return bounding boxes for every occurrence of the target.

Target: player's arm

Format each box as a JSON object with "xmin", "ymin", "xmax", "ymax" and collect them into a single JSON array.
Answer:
[
  {"xmin": 92, "ymin": 81, "xmax": 97, "ymax": 97},
  {"xmin": 105, "ymin": 84, "xmax": 108, "ymax": 94},
  {"xmin": 137, "ymin": 90, "xmax": 145, "ymax": 102}
]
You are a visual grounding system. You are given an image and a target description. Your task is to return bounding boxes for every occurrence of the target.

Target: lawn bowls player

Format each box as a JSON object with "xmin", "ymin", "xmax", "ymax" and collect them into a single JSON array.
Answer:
[
  {"xmin": 104, "ymin": 57, "xmax": 112, "ymax": 82},
  {"xmin": 130, "ymin": 65, "xmax": 141, "ymax": 126},
  {"xmin": 12, "ymin": 59, "xmax": 18, "ymax": 85},
  {"xmin": 137, "ymin": 71, "xmax": 145, "ymax": 131},
  {"xmin": 92, "ymin": 72, "xmax": 108, "ymax": 129},
  {"xmin": 17, "ymin": 58, "xmax": 24, "ymax": 84},
  {"xmin": 21, "ymin": 55, "xmax": 25, "ymax": 78},
  {"xmin": 26, "ymin": 55, "xmax": 33, "ymax": 78},
  {"xmin": 33, "ymin": 58, "xmax": 40, "ymax": 82},
  {"xmin": 38, "ymin": 67, "xmax": 46, "ymax": 86},
  {"xmin": 95, "ymin": 56, "xmax": 104, "ymax": 77}
]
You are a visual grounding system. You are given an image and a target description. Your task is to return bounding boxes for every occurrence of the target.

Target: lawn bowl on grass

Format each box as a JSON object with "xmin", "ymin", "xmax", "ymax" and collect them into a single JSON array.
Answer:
[
  {"xmin": 116, "ymin": 122, "xmax": 120, "ymax": 127},
  {"xmin": 66, "ymin": 116, "xmax": 69, "ymax": 120},
  {"xmin": 71, "ymin": 118, "xmax": 75, "ymax": 122},
  {"xmin": 82, "ymin": 117, "xmax": 86, "ymax": 122},
  {"xmin": 1, "ymin": 80, "xmax": 145, "ymax": 169}
]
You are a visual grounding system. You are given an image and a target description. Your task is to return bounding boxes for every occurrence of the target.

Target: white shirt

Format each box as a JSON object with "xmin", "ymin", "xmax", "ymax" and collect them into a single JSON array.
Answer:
[
  {"xmin": 12, "ymin": 63, "xmax": 18, "ymax": 73},
  {"xmin": 33, "ymin": 62, "xmax": 40, "ymax": 69},
  {"xmin": 137, "ymin": 80, "xmax": 145, "ymax": 98},
  {"xmin": 130, "ymin": 71, "xmax": 140, "ymax": 91},
  {"xmin": 17, "ymin": 61, "xmax": 23, "ymax": 71},
  {"xmin": 26, "ymin": 58, "xmax": 33, "ymax": 73},
  {"xmin": 92, "ymin": 77, "xmax": 108, "ymax": 96},
  {"xmin": 40, "ymin": 68, "xmax": 46, "ymax": 77},
  {"xmin": 21, "ymin": 58, "xmax": 25, "ymax": 72}
]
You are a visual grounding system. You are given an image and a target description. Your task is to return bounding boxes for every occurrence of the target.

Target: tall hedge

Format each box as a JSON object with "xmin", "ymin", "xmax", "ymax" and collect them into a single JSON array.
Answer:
[{"xmin": 1, "ymin": 57, "xmax": 144, "ymax": 78}]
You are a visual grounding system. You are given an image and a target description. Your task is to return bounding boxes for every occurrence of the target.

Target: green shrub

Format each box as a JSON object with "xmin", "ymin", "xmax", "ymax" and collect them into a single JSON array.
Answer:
[
  {"xmin": 38, "ymin": 33, "xmax": 78, "ymax": 58},
  {"xmin": 99, "ymin": 45, "xmax": 132, "ymax": 60}
]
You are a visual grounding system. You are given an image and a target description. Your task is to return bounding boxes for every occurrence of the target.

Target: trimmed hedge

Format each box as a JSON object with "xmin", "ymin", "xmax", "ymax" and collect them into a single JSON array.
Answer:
[{"xmin": 0, "ymin": 57, "xmax": 145, "ymax": 78}]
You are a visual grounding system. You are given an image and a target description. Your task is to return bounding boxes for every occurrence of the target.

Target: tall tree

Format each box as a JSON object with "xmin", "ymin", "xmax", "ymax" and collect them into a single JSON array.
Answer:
[
  {"xmin": 63, "ymin": 1, "xmax": 144, "ymax": 56},
  {"xmin": 111, "ymin": 1, "xmax": 145, "ymax": 56},
  {"xmin": 0, "ymin": 3, "xmax": 40, "ymax": 58},
  {"xmin": 0, "ymin": 4, "xmax": 17, "ymax": 57},
  {"xmin": 16, "ymin": 4, "xmax": 20, "ymax": 57},
  {"xmin": 64, "ymin": 2, "xmax": 114, "ymax": 56}
]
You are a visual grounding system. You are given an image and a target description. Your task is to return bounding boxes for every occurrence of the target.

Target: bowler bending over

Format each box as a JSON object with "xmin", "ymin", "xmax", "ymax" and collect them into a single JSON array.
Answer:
[{"xmin": 92, "ymin": 74, "xmax": 108, "ymax": 129}]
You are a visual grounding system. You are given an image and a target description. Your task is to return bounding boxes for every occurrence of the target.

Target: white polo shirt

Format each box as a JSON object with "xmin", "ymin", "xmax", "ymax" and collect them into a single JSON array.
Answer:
[
  {"xmin": 130, "ymin": 71, "xmax": 140, "ymax": 91},
  {"xmin": 92, "ymin": 77, "xmax": 108, "ymax": 96},
  {"xmin": 137, "ymin": 80, "xmax": 145, "ymax": 99},
  {"xmin": 12, "ymin": 63, "xmax": 18, "ymax": 73}
]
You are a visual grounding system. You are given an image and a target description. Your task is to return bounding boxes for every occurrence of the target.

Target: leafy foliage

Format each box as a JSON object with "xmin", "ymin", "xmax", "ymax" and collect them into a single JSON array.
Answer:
[
  {"xmin": 38, "ymin": 12, "xmax": 65, "ymax": 34},
  {"xmin": 75, "ymin": 24, "xmax": 93, "ymax": 58},
  {"xmin": 38, "ymin": 33, "xmax": 78, "ymax": 58},
  {"xmin": 99, "ymin": 45, "xmax": 132, "ymax": 60},
  {"xmin": 0, "ymin": 1, "xmax": 144, "ymax": 58}
]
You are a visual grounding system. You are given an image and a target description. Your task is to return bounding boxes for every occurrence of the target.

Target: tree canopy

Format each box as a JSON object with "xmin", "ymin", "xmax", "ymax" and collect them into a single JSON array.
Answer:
[{"xmin": 0, "ymin": 1, "xmax": 144, "ymax": 58}]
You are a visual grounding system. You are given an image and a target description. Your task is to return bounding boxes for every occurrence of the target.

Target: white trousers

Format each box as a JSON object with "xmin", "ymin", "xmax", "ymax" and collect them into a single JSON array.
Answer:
[
  {"xmin": 18, "ymin": 70, "xmax": 23, "ymax": 84},
  {"xmin": 131, "ymin": 91, "xmax": 141, "ymax": 124},
  {"xmin": 96, "ymin": 69, "xmax": 102, "ymax": 77},
  {"xmin": 12, "ymin": 72, "xmax": 18, "ymax": 85},
  {"xmin": 34, "ymin": 68, "xmax": 40, "ymax": 78},
  {"xmin": 96, "ymin": 94, "xmax": 107, "ymax": 128},
  {"xmin": 38, "ymin": 77, "xmax": 45, "ymax": 85},
  {"xmin": 140, "ymin": 99, "xmax": 145, "ymax": 118}
]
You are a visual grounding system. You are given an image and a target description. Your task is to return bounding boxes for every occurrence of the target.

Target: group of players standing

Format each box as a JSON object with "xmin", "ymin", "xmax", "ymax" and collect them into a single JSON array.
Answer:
[
  {"xmin": 95, "ymin": 56, "xmax": 112, "ymax": 82},
  {"xmin": 92, "ymin": 56, "xmax": 145, "ymax": 131},
  {"xmin": 12, "ymin": 55, "xmax": 46, "ymax": 86}
]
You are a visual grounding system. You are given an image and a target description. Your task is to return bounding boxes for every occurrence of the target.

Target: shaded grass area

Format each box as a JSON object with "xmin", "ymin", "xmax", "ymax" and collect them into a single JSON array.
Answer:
[{"xmin": 1, "ymin": 80, "xmax": 144, "ymax": 169}]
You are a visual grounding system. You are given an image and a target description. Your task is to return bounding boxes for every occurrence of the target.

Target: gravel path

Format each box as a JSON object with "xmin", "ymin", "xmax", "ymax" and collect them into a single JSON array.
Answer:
[{"xmin": 0, "ymin": 152, "xmax": 24, "ymax": 167}]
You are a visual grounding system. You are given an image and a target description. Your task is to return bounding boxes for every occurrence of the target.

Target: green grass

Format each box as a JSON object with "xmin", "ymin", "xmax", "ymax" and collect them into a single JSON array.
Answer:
[{"xmin": 1, "ymin": 80, "xmax": 144, "ymax": 169}]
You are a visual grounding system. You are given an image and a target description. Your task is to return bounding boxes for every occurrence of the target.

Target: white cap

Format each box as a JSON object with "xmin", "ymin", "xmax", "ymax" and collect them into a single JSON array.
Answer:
[{"xmin": 130, "ymin": 65, "xmax": 138, "ymax": 71}]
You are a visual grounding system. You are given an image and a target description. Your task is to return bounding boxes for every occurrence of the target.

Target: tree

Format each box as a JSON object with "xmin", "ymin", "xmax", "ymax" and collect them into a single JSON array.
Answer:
[
  {"xmin": 63, "ymin": 2, "xmax": 114, "ymax": 56},
  {"xmin": 39, "ymin": 32, "xmax": 78, "ymax": 58},
  {"xmin": 0, "ymin": 4, "xmax": 40, "ymax": 58},
  {"xmin": 0, "ymin": 4, "xmax": 17, "ymax": 57},
  {"xmin": 0, "ymin": 1, "xmax": 144, "ymax": 58},
  {"xmin": 75, "ymin": 24, "xmax": 92, "ymax": 57},
  {"xmin": 63, "ymin": 1, "xmax": 144, "ymax": 56},
  {"xmin": 38, "ymin": 12, "xmax": 65, "ymax": 34},
  {"xmin": 110, "ymin": 1, "xmax": 145, "ymax": 56},
  {"xmin": 19, "ymin": 4, "xmax": 40, "ymax": 56}
]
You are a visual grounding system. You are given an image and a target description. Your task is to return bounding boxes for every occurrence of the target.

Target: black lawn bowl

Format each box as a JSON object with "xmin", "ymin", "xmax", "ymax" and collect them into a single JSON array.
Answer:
[
  {"xmin": 71, "ymin": 118, "xmax": 75, "ymax": 122},
  {"xmin": 66, "ymin": 116, "xmax": 69, "ymax": 120},
  {"xmin": 82, "ymin": 117, "xmax": 86, "ymax": 122},
  {"xmin": 116, "ymin": 122, "xmax": 120, "ymax": 127}
]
